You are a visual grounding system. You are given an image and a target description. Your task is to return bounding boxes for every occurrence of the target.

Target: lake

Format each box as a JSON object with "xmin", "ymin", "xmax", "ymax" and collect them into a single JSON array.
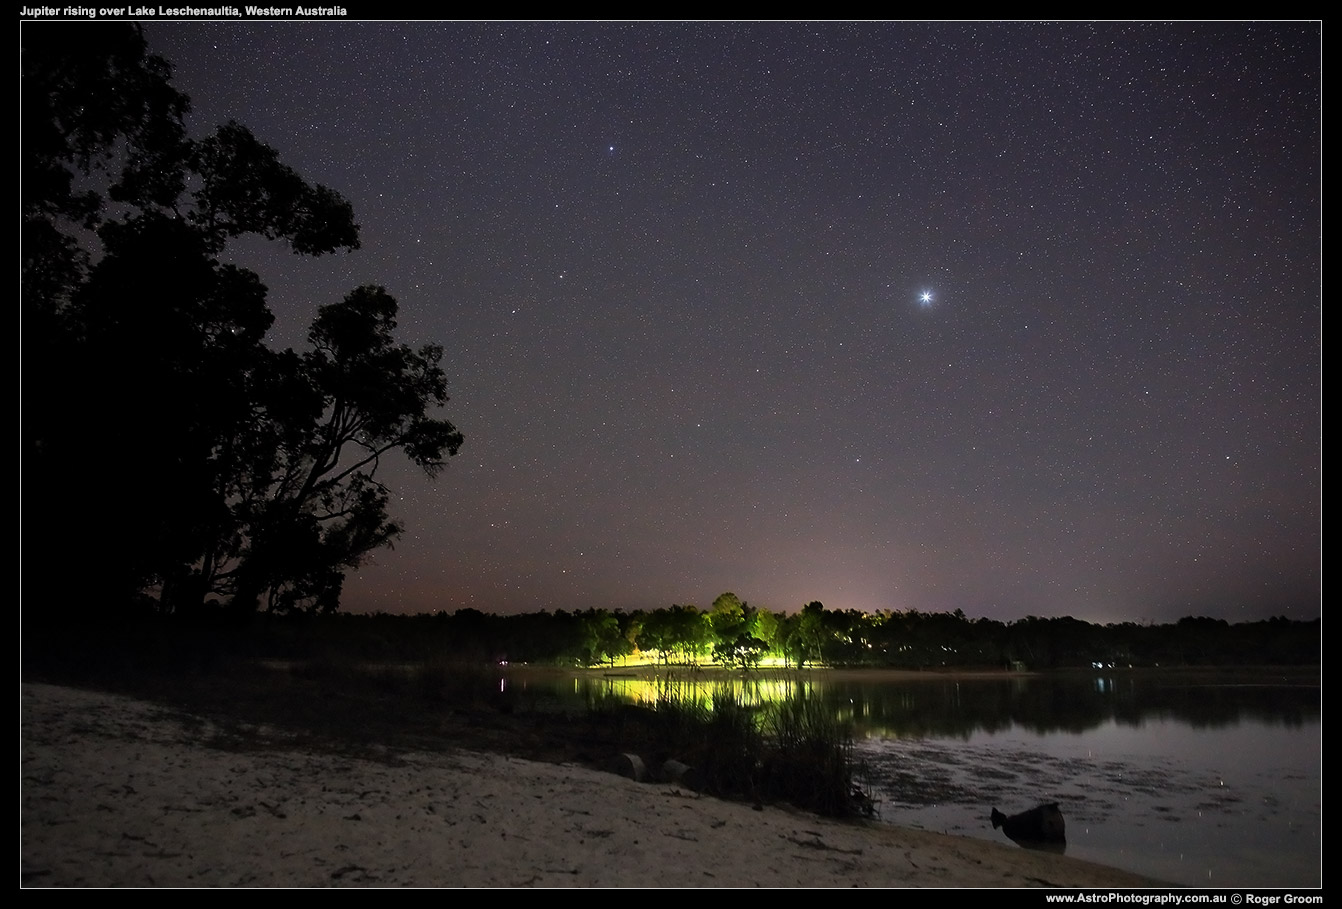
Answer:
[{"xmin": 504, "ymin": 666, "xmax": 1320, "ymax": 887}]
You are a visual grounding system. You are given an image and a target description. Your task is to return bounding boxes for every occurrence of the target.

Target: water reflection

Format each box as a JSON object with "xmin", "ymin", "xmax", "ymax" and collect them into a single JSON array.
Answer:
[
  {"xmin": 496, "ymin": 667, "xmax": 1319, "ymax": 887},
  {"xmin": 531, "ymin": 668, "xmax": 1319, "ymax": 738}
]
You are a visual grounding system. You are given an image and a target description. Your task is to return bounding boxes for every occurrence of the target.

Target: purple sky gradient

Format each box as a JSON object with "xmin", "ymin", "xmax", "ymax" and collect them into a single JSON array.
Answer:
[{"xmin": 134, "ymin": 21, "xmax": 1318, "ymax": 621}]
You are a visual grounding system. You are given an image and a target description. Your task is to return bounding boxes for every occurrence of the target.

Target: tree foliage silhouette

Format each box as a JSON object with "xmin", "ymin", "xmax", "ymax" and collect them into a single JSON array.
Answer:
[{"xmin": 22, "ymin": 24, "xmax": 462, "ymax": 617}]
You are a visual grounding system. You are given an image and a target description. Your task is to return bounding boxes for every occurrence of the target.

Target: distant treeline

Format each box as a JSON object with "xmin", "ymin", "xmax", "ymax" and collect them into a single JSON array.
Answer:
[{"xmin": 126, "ymin": 596, "xmax": 1317, "ymax": 670}]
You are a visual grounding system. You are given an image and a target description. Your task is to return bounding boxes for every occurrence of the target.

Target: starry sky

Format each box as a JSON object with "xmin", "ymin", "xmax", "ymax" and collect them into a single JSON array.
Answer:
[{"xmin": 139, "ymin": 20, "xmax": 1319, "ymax": 622}]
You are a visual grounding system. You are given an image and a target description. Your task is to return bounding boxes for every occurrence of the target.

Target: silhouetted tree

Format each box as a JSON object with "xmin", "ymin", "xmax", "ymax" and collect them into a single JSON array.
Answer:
[{"xmin": 22, "ymin": 24, "xmax": 462, "ymax": 617}]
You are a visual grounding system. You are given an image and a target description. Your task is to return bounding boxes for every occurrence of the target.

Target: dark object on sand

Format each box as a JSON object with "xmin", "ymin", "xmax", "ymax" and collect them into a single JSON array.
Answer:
[
  {"xmin": 991, "ymin": 803, "xmax": 1067, "ymax": 852},
  {"xmin": 607, "ymin": 752, "xmax": 647, "ymax": 782}
]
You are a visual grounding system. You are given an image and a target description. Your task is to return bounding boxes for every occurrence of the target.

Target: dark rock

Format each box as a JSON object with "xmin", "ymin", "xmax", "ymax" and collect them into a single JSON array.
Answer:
[{"xmin": 991, "ymin": 802, "xmax": 1066, "ymax": 852}]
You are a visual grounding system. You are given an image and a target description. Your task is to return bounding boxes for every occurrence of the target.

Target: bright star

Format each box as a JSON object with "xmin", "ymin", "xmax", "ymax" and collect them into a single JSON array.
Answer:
[{"xmin": 919, "ymin": 290, "xmax": 933, "ymax": 306}]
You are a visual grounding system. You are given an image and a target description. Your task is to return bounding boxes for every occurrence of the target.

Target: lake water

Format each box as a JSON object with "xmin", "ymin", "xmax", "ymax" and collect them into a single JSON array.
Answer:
[{"xmin": 509, "ymin": 667, "xmax": 1320, "ymax": 887}]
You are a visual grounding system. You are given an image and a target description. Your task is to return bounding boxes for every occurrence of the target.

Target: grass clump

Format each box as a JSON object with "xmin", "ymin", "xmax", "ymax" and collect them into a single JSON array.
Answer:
[
  {"xmin": 760, "ymin": 691, "xmax": 864, "ymax": 817},
  {"xmin": 597, "ymin": 683, "xmax": 869, "ymax": 818}
]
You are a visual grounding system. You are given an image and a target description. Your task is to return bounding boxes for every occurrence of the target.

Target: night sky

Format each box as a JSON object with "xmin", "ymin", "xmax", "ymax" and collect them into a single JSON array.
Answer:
[{"xmin": 135, "ymin": 21, "xmax": 1318, "ymax": 622}]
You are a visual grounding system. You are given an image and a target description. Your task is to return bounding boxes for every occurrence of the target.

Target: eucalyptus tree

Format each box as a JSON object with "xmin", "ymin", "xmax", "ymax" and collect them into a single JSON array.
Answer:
[{"xmin": 22, "ymin": 24, "xmax": 461, "ymax": 617}]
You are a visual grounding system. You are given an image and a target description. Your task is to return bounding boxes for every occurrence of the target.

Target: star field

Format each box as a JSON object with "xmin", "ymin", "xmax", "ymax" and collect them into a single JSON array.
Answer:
[{"xmin": 143, "ymin": 21, "xmax": 1320, "ymax": 621}]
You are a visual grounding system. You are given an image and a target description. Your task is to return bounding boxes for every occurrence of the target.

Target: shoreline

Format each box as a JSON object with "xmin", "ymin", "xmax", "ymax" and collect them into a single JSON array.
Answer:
[
  {"xmin": 22, "ymin": 681, "xmax": 1169, "ymax": 888},
  {"xmin": 497, "ymin": 662, "xmax": 1322, "ymax": 683}
]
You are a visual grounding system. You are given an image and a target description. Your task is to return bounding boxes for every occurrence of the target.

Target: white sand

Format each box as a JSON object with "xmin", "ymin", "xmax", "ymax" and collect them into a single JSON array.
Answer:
[{"xmin": 21, "ymin": 682, "xmax": 1165, "ymax": 888}]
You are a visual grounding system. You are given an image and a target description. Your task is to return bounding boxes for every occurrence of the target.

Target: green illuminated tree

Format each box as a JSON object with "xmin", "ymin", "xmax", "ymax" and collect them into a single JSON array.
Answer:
[{"xmin": 709, "ymin": 591, "xmax": 747, "ymax": 650}]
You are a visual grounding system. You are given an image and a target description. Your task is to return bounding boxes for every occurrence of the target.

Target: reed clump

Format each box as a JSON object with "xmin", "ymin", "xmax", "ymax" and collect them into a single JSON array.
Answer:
[{"xmin": 593, "ymin": 684, "xmax": 868, "ymax": 818}]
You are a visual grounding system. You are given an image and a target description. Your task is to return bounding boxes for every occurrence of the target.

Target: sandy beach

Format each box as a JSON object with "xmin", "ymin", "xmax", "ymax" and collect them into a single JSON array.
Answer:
[{"xmin": 21, "ymin": 681, "xmax": 1167, "ymax": 888}]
